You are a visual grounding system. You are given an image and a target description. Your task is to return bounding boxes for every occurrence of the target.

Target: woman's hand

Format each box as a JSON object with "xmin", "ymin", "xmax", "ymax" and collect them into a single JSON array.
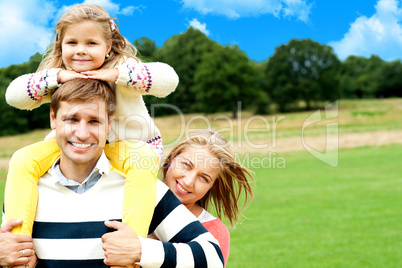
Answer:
[
  {"xmin": 81, "ymin": 68, "xmax": 119, "ymax": 83},
  {"xmin": 102, "ymin": 221, "xmax": 142, "ymax": 267}
]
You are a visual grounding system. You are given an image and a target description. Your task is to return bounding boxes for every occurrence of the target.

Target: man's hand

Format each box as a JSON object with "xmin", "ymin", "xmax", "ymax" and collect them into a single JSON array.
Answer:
[
  {"xmin": 102, "ymin": 221, "xmax": 141, "ymax": 267},
  {"xmin": 81, "ymin": 68, "xmax": 119, "ymax": 83},
  {"xmin": 0, "ymin": 219, "xmax": 35, "ymax": 267}
]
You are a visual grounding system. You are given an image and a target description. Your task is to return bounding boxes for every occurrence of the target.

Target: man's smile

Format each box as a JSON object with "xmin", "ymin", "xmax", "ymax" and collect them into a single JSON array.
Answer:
[{"xmin": 69, "ymin": 142, "xmax": 94, "ymax": 149}]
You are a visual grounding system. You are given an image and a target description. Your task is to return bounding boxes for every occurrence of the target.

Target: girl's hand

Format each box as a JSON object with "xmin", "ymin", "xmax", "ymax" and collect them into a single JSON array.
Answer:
[
  {"xmin": 81, "ymin": 68, "xmax": 119, "ymax": 83},
  {"xmin": 57, "ymin": 70, "xmax": 88, "ymax": 83}
]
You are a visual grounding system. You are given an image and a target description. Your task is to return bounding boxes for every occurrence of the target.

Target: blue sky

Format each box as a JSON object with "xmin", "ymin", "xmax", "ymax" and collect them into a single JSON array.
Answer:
[{"xmin": 1, "ymin": 0, "xmax": 402, "ymax": 69}]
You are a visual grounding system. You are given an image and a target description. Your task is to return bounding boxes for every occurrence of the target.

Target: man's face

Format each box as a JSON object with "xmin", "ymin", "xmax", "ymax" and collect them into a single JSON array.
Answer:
[{"xmin": 50, "ymin": 98, "xmax": 112, "ymax": 170}]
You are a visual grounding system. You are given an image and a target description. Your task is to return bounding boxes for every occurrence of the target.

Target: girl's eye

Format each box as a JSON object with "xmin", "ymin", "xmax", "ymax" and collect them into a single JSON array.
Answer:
[
  {"xmin": 66, "ymin": 41, "xmax": 76, "ymax": 45},
  {"xmin": 201, "ymin": 176, "xmax": 208, "ymax": 182},
  {"xmin": 88, "ymin": 42, "xmax": 97, "ymax": 45}
]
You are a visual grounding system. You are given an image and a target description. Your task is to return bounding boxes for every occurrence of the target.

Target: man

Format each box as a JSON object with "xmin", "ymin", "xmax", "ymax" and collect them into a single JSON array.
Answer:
[{"xmin": 1, "ymin": 79, "xmax": 223, "ymax": 267}]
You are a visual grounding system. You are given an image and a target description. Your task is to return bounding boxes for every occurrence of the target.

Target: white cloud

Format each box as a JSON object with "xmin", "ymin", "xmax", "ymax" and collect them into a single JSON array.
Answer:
[
  {"xmin": 0, "ymin": 0, "xmax": 141, "ymax": 68},
  {"xmin": 54, "ymin": 0, "xmax": 143, "ymax": 24},
  {"xmin": 180, "ymin": 0, "xmax": 313, "ymax": 21},
  {"xmin": 82, "ymin": 0, "xmax": 143, "ymax": 16},
  {"xmin": 329, "ymin": 0, "xmax": 402, "ymax": 61},
  {"xmin": 0, "ymin": 0, "xmax": 56, "ymax": 67},
  {"xmin": 189, "ymin": 18, "xmax": 210, "ymax": 36}
]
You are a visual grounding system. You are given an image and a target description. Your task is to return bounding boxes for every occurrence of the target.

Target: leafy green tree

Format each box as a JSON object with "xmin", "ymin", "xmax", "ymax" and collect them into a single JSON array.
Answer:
[
  {"xmin": 147, "ymin": 27, "xmax": 216, "ymax": 115},
  {"xmin": 265, "ymin": 39, "xmax": 341, "ymax": 112},
  {"xmin": 253, "ymin": 60, "xmax": 271, "ymax": 115},
  {"xmin": 134, "ymin": 37, "xmax": 158, "ymax": 62},
  {"xmin": 0, "ymin": 53, "xmax": 49, "ymax": 136},
  {"xmin": 193, "ymin": 44, "xmax": 259, "ymax": 117},
  {"xmin": 339, "ymin": 55, "xmax": 386, "ymax": 98},
  {"xmin": 376, "ymin": 59, "xmax": 402, "ymax": 97},
  {"xmin": 0, "ymin": 74, "xmax": 27, "ymax": 135}
]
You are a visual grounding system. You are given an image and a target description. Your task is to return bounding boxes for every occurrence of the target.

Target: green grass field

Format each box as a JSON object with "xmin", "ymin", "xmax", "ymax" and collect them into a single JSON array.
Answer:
[
  {"xmin": 0, "ymin": 98, "xmax": 401, "ymax": 267},
  {"xmin": 227, "ymin": 145, "xmax": 402, "ymax": 267}
]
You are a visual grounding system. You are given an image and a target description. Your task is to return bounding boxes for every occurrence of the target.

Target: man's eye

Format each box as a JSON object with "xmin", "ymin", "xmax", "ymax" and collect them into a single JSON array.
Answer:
[{"xmin": 65, "ymin": 118, "xmax": 77, "ymax": 122}]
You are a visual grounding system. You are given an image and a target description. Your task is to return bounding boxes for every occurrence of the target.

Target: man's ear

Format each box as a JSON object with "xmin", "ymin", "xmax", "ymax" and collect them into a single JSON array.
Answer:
[
  {"xmin": 107, "ymin": 113, "xmax": 114, "ymax": 134},
  {"xmin": 50, "ymin": 108, "xmax": 57, "ymax": 130}
]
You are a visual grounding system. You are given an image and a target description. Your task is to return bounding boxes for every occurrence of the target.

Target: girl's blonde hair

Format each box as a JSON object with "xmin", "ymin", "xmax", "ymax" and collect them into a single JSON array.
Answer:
[
  {"xmin": 38, "ymin": 4, "xmax": 138, "ymax": 71},
  {"xmin": 161, "ymin": 129, "xmax": 255, "ymax": 227}
]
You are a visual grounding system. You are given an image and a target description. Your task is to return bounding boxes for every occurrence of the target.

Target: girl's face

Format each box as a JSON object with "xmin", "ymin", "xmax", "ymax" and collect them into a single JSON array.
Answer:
[
  {"xmin": 165, "ymin": 146, "xmax": 220, "ymax": 211},
  {"xmin": 61, "ymin": 20, "xmax": 111, "ymax": 72}
]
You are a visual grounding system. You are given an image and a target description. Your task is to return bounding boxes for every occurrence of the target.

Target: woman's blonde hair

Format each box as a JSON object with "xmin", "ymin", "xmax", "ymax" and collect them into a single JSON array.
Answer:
[
  {"xmin": 161, "ymin": 129, "xmax": 255, "ymax": 227},
  {"xmin": 37, "ymin": 4, "xmax": 138, "ymax": 71}
]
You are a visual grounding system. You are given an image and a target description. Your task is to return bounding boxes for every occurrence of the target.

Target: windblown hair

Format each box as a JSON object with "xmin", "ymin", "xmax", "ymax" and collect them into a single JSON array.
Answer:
[
  {"xmin": 38, "ymin": 3, "xmax": 138, "ymax": 71},
  {"xmin": 161, "ymin": 129, "xmax": 255, "ymax": 227},
  {"xmin": 51, "ymin": 78, "xmax": 116, "ymax": 118}
]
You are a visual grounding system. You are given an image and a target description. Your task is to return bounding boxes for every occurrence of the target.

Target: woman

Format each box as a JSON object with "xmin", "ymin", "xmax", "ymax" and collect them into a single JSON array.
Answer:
[
  {"xmin": 161, "ymin": 129, "xmax": 255, "ymax": 266},
  {"xmin": 0, "ymin": 129, "xmax": 253, "ymax": 267}
]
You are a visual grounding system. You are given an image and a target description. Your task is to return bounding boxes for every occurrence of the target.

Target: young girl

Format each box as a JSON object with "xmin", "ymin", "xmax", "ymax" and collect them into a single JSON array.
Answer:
[
  {"xmin": 4, "ymin": 4, "xmax": 178, "ymax": 239},
  {"xmin": 160, "ymin": 129, "xmax": 255, "ymax": 266}
]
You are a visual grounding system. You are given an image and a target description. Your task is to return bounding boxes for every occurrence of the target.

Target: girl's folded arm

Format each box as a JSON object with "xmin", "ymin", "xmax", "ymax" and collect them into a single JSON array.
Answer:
[
  {"xmin": 115, "ymin": 58, "xmax": 179, "ymax": 98},
  {"xmin": 6, "ymin": 69, "xmax": 61, "ymax": 110}
]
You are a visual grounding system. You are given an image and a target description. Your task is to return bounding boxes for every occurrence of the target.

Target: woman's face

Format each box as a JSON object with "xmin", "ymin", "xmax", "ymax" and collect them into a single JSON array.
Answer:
[{"xmin": 165, "ymin": 146, "xmax": 220, "ymax": 210}]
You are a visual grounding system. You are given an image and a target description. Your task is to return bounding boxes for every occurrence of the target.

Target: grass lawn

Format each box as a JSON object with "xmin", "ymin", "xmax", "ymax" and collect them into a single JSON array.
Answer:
[{"xmin": 227, "ymin": 144, "xmax": 402, "ymax": 267}]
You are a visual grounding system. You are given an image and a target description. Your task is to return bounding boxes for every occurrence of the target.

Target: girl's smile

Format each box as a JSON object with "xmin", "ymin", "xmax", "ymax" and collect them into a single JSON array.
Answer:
[{"xmin": 61, "ymin": 20, "xmax": 111, "ymax": 72}]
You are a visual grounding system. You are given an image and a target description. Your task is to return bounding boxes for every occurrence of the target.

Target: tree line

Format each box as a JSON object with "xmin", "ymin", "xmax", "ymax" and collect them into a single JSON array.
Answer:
[{"xmin": 1, "ymin": 27, "xmax": 401, "ymax": 136}]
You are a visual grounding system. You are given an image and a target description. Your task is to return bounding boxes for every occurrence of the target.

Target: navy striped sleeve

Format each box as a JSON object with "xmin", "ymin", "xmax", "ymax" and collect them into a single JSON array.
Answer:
[
  {"xmin": 160, "ymin": 242, "xmax": 177, "ymax": 268},
  {"xmin": 149, "ymin": 189, "xmax": 181, "ymax": 234},
  {"xmin": 210, "ymin": 241, "xmax": 225, "ymax": 266},
  {"xmin": 170, "ymin": 221, "xmax": 208, "ymax": 243},
  {"xmin": 188, "ymin": 241, "xmax": 208, "ymax": 268}
]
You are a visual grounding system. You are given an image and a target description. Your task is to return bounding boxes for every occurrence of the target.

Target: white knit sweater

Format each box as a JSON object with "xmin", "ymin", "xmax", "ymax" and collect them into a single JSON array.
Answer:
[{"xmin": 5, "ymin": 58, "xmax": 179, "ymax": 158}]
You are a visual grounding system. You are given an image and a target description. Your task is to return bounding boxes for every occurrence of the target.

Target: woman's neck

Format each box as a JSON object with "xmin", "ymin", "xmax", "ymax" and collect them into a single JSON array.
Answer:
[{"xmin": 186, "ymin": 203, "xmax": 203, "ymax": 218}]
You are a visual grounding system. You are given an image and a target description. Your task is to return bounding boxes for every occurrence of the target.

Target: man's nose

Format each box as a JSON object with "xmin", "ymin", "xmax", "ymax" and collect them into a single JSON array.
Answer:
[{"xmin": 75, "ymin": 121, "xmax": 90, "ymax": 140}]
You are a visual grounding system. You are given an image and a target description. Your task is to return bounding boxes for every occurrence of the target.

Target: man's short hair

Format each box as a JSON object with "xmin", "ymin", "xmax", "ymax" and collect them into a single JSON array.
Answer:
[{"xmin": 51, "ymin": 79, "xmax": 116, "ymax": 117}]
